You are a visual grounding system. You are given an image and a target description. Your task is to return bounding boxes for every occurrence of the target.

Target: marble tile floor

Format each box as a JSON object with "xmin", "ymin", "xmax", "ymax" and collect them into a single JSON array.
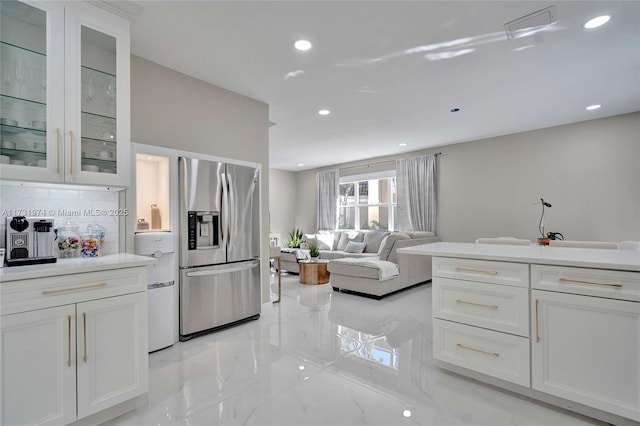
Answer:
[{"xmin": 103, "ymin": 273, "xmax": 605, "ymax": 426}]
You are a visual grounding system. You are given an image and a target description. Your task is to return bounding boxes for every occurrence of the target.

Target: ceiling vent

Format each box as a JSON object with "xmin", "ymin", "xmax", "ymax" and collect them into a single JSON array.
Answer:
[{"xmin": 505, "ymin": 6, "xmax": 557, "ymax": 40}]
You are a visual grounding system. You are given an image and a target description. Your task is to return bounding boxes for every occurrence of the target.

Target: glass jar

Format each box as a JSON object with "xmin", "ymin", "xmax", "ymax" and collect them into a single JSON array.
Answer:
[
  {"xmin": 87, "ymin": 224, "xmax": 105, "ymax": 248},
  {"xmin": 56, "ymin": 222, "xmax": 81, "ymax": 258},
  {"xmin": 81, "ymin": 233, "xmax": 101, "ymax": 257}
]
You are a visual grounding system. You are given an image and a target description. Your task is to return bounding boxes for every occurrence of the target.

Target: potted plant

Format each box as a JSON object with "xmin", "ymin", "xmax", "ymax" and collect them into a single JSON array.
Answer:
[
  {"xmin": 286, "ymin": 228, "xmax": 304, "ymax": 249},
  {"xmin": 308, "ymin": 241, "xmax": 320, "ymax": 260}
]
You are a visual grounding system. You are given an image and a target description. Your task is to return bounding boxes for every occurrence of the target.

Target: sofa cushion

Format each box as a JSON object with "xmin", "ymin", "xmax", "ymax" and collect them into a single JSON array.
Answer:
[
  {"xmin": 315, "ymin": 233, "xmax": 334, "ymax": 250},
  {"xmin": 344, "ymin": 241, "xmax": 367, "ymax": 253},
  {"xmin": 377, "ymin": 233, "xmax": 411, "ymax": 261},
  {"xmin": 337, "ymin": 231, "xmax": 364, "ymax": 250},
  {"xmin": 328, "ymin": 258, "xmax": 399, "ymax": 281},
  {"xmin": 363, "ymin": 230, "xmax": 390, "ymax": 253}
]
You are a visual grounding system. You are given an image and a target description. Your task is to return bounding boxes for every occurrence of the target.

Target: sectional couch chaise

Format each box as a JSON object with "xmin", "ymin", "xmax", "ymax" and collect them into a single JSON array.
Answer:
[{"xmin": 280, "ymin": 230, "xmax": 440, "ymax": 298}]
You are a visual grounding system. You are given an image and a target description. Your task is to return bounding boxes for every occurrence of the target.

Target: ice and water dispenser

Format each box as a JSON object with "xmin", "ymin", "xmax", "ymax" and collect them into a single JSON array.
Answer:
[{"xmin": 134, "ymin": 232, "xmax": 176, "ymax": 352}]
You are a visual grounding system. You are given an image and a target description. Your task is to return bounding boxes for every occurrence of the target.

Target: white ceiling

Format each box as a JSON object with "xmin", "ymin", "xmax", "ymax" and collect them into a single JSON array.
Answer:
[{"xmin": 128, "ymin": 1, "xmax": 640, "ymax": 171}]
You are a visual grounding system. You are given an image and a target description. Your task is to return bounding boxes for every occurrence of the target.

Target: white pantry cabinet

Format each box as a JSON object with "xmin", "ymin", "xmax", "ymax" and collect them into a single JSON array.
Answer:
[
  {"xmin": 1, "ymin": 262, "xmax": 149, "ymax": 426},
  {"xmin": 0, "ymin": 0, "xmax": 130, "ymax": 187}
]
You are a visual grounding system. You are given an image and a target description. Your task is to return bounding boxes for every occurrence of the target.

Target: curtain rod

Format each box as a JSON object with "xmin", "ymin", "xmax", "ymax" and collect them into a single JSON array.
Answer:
[{"xmin": 338, "ymin": 152, "xmax": 441, "ymax": 172}]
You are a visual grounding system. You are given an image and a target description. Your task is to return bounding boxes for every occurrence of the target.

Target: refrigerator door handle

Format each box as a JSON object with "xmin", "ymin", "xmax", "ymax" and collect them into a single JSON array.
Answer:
[
  {"xmin": 185, "ymin": 263, "xmax": 258, "ymax": 277},
  {"xmin": 220, "ymin": 171, "xmax": 229, "ymax": 244}
]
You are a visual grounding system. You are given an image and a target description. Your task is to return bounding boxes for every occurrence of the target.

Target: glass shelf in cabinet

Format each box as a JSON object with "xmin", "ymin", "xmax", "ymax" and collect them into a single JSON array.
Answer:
[
  {"xmin": 81, "ymin": 65, "xmax": 116, "ymax": 79},
  {"xmin": 0, "ymin": 41, "xmax": 46, "ymax": 58},
  {"xmin": 0, "ymin": 93, "xmax": 46, "ymax": 108},
  {"xmin": 0, "ymin": 122, "xmax": 47, "ymax": 134},
  {"xmin": 81, "ymin": 109, "xmax": 116, "ymax": 122},
  {"xmin": 80, "ymin": 136, "xmax": 117, "ymax": 144}
]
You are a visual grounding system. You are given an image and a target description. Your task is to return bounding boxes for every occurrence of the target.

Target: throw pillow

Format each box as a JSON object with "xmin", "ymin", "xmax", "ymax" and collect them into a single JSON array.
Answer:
[
  {"xmin": 337, "ymin": 231, "xmax": 362, "ymax": 250},
  {"xmin": 378, "ymin": 233, "xmax": 410, "ymax": 262},
  {"xmin": 337, "ymin": 232, "xmax": 351, "ymax": 250},
  {"xmin": 315, "ymin": 233, "xmax": 334, "ymax": 251},
  {"xmin": 344, "ymin": 241, "xmax": 367, "ymax": 253},
  {"xmin": 363, "ymin": 230, "xmax": 390, "ymax": 253}
]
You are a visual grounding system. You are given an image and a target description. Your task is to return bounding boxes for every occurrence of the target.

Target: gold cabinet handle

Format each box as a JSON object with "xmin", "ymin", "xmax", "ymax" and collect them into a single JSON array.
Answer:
[
  {"xmin": 56, "ymin": 128, "xmax": 61, "ymax": 173},
  {"xmin": 83, "ymin": 312, "xmax": 87, "ymax": 363},
  {"xmin": 559, "ymin": 277, "xmax": 623, "ymax": 288},
  {"xmin": 67, "ymin": 315, "xmax": 72, "ymax": 367},
  {"xmin": 455, "ymin": 266, "xmax": 498, "ymax": 276},
  {"xmin": 455, "ymin": 299, "xmax": 498, "ymax": 310},
  {"xmin": 42, "ymin": 282, "xmax": 106, "ymax": 295},
  {"xmin": 456, "ymin": 343, "xmax": 499, "ymax": 358},
  {"xmin": 535, "ymin": 299, "xmax": 540, "ymax": 343},
  {"xmin": 69, "ymin": 130, "xmax": 75, "ymax": 174}
]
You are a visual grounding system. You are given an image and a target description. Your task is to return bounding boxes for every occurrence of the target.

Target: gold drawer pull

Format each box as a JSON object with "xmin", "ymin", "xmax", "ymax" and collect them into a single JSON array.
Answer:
[
  {"xmin": 456, "ymin": 299, "xmax": 498, "ymax": 310},
  {"xmin": 42, "ymin": 282, "xmax": 107, "ymax": 295},
  {"xmin": 456, "ymin": 343, "xmax": 499, "ymax": 358},
  {"xmin": 558, "ymin": 277, "xmax": 622, "ymax": 288},
  {"xmin": 455, "ymin": 266, "xmax": 498, "ymax": 275}
]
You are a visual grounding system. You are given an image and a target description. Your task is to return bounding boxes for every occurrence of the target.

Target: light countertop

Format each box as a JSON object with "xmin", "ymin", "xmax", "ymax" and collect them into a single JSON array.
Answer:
[
  {"xmin": 0, "ymin": 253, "xmax": 157, "ymax": 282},
  {"xmin": 398, "ymin": 242, "xmax": 640, "ymax": 272}
]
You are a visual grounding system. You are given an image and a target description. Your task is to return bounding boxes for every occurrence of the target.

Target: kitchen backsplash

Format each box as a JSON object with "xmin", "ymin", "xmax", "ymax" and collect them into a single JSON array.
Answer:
[{"xmin": 0, "ymin": 184, "xmax": 120, "ymax": 255}]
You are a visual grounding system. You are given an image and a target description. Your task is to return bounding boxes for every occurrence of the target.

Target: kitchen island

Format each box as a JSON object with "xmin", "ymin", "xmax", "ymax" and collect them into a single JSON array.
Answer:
[
  {"xmin": 1, "ymin": 254, "xmax": 156, "ymax": 426},
  {"xmin": 398, "ymin": 242, "xmax": 640, "ymax": 425}
]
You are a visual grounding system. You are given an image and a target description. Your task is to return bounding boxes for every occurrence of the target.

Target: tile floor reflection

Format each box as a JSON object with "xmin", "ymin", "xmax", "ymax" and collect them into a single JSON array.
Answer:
[{"xmin": 103, "ymin": 273, "xmax": 604, "ymax": 426}]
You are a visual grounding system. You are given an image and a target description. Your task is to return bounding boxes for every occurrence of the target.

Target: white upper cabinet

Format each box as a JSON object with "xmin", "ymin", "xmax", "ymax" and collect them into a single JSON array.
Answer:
[{"xmin": 0, "ymin": 0, "xmax": 130, "ymax": 187}]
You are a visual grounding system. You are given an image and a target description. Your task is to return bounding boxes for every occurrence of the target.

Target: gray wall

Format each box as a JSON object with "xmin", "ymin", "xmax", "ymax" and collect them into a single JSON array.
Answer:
[
  {"xmin": 130, "ymin": 55, "xmax": 271, "ymax": 302},
  {"xmin": 277, "ymin": 112, "xmax": 639, "ymax": 243},
  {"xmin": 268, "ymin": 168, "xmax": 297, "ymax": 245}
]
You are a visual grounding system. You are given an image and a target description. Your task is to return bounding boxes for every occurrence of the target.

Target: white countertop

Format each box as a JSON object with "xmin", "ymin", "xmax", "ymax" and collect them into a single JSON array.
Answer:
[
  {"xmin": 0, "ymin": 253, "xmax": 157, "ymax": 282},
  {"xmin": 398, "ymin": 242, "xmax": 640, "ymax": 272}
]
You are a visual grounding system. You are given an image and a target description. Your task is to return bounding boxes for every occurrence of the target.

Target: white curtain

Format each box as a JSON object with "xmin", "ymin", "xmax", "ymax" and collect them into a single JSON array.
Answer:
[
  {"xmin": 396, "ymin": 155, "xmax": 436, "ymax": 232},
  {"xmin": 316, "ymin": 169, "xmax": 339, "ymax": 231}
]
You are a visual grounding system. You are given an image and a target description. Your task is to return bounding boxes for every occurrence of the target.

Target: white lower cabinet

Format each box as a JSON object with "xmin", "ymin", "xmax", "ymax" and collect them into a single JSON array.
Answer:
[
  {"xmin": 1, "ymin": 305, "xmax": 77, "ymax": 426},
  {"xmin": 1, "ymin": 265, "xmax": 149, "ymax": 426},
  {"xmin": 77, "ymin": 293, "xmax": 148, "ymax": 419},
  {"xmin": 432, "ymin": 258, "xmax": 531, "ymax": 387},
  {"xmin": 531, "ymin": 289, "xmax": 640, "ymax": 422},
  {"xmin": 433, "ymin": 318, "xmax": 530, "ymax": 386}
]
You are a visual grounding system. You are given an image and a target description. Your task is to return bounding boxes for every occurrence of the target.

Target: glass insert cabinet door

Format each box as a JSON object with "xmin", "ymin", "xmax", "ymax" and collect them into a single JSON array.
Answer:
[
  {"xmin": 65, "ymin": 3, "xmax": 130, "ymax": 186},
  {"xmin": 0, "ymin": 1, "xmax": 64, "ymax": 181}
]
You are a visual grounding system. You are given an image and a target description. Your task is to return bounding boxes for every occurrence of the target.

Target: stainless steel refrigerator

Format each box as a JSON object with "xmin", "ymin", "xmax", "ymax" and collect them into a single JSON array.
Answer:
[{"xmin": 178, "ymin": 157, "xmax": 261, "ymax": 340}]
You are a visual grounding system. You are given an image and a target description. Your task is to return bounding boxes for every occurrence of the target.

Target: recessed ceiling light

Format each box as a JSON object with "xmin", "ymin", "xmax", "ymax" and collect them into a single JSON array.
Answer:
[
  {"xmin": 297, "ymin": 163, "xmax": 304, "ymax": 167},
  {"xmin": 318, "ymin": 109, "xmax": 331, "ymax": 116},
  {"xmin": 402, "ymin": 410, "xmax": 412, "ymax": 418},
  {"xmin": 586, "ymin": 104, "xmax": 601, "ymax": 111},
  {"xmin": 399, "ymin": 143, "xmax": 408, "ymax": 147},
  {"xmin": 584, "ymin": 15, "xmax": 610, "ymax": 29},
  {"xmin": 294, "ymin": 40, "xmax": 312, "ymax": 51},
  {"xmin": 450, "ymin": 108, "xmax": 460, "ymax": 112}
]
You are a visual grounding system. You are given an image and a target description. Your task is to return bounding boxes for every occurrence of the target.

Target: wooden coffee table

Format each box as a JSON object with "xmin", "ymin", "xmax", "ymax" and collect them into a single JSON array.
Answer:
[{"xmin": 299, "ymin": 260, "xmax": 330, "ymax": 285}]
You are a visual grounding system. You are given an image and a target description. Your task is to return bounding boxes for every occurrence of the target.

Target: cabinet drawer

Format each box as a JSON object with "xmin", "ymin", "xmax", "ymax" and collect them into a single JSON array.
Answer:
[
  {"xmin": 433, "ymin": 257, "xmax": 529, "ymax": 287},
  {"xmin": 1, "ymin": 267, "xmax": 147, "ymax": 315},
  {"xmin": 531, "ymin": 265, "xmax": 640, "ymax": 302},
  {"xmin": 433, "ymin": 318, "xmax": 530, "ymax": 387},
  {"xmin": 433, "ymin": 278, "xmax": 529, "ymax": 337}
]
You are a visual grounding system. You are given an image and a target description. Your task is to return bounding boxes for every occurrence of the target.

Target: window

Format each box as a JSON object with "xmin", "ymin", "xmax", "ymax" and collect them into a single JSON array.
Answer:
[{"xmin": 338, "ymin": 176, "xmax": 396, "ymax": 231}]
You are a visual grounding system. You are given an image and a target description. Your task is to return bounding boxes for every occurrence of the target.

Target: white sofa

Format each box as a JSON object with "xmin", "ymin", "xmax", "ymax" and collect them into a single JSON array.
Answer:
[
  {"xmin": 327, "ymin": 231, "xmax": 441, "ymax": 298},
  {"xmin": 280, "ymin": 230, "xmax": 388, "ymax": 273}
]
